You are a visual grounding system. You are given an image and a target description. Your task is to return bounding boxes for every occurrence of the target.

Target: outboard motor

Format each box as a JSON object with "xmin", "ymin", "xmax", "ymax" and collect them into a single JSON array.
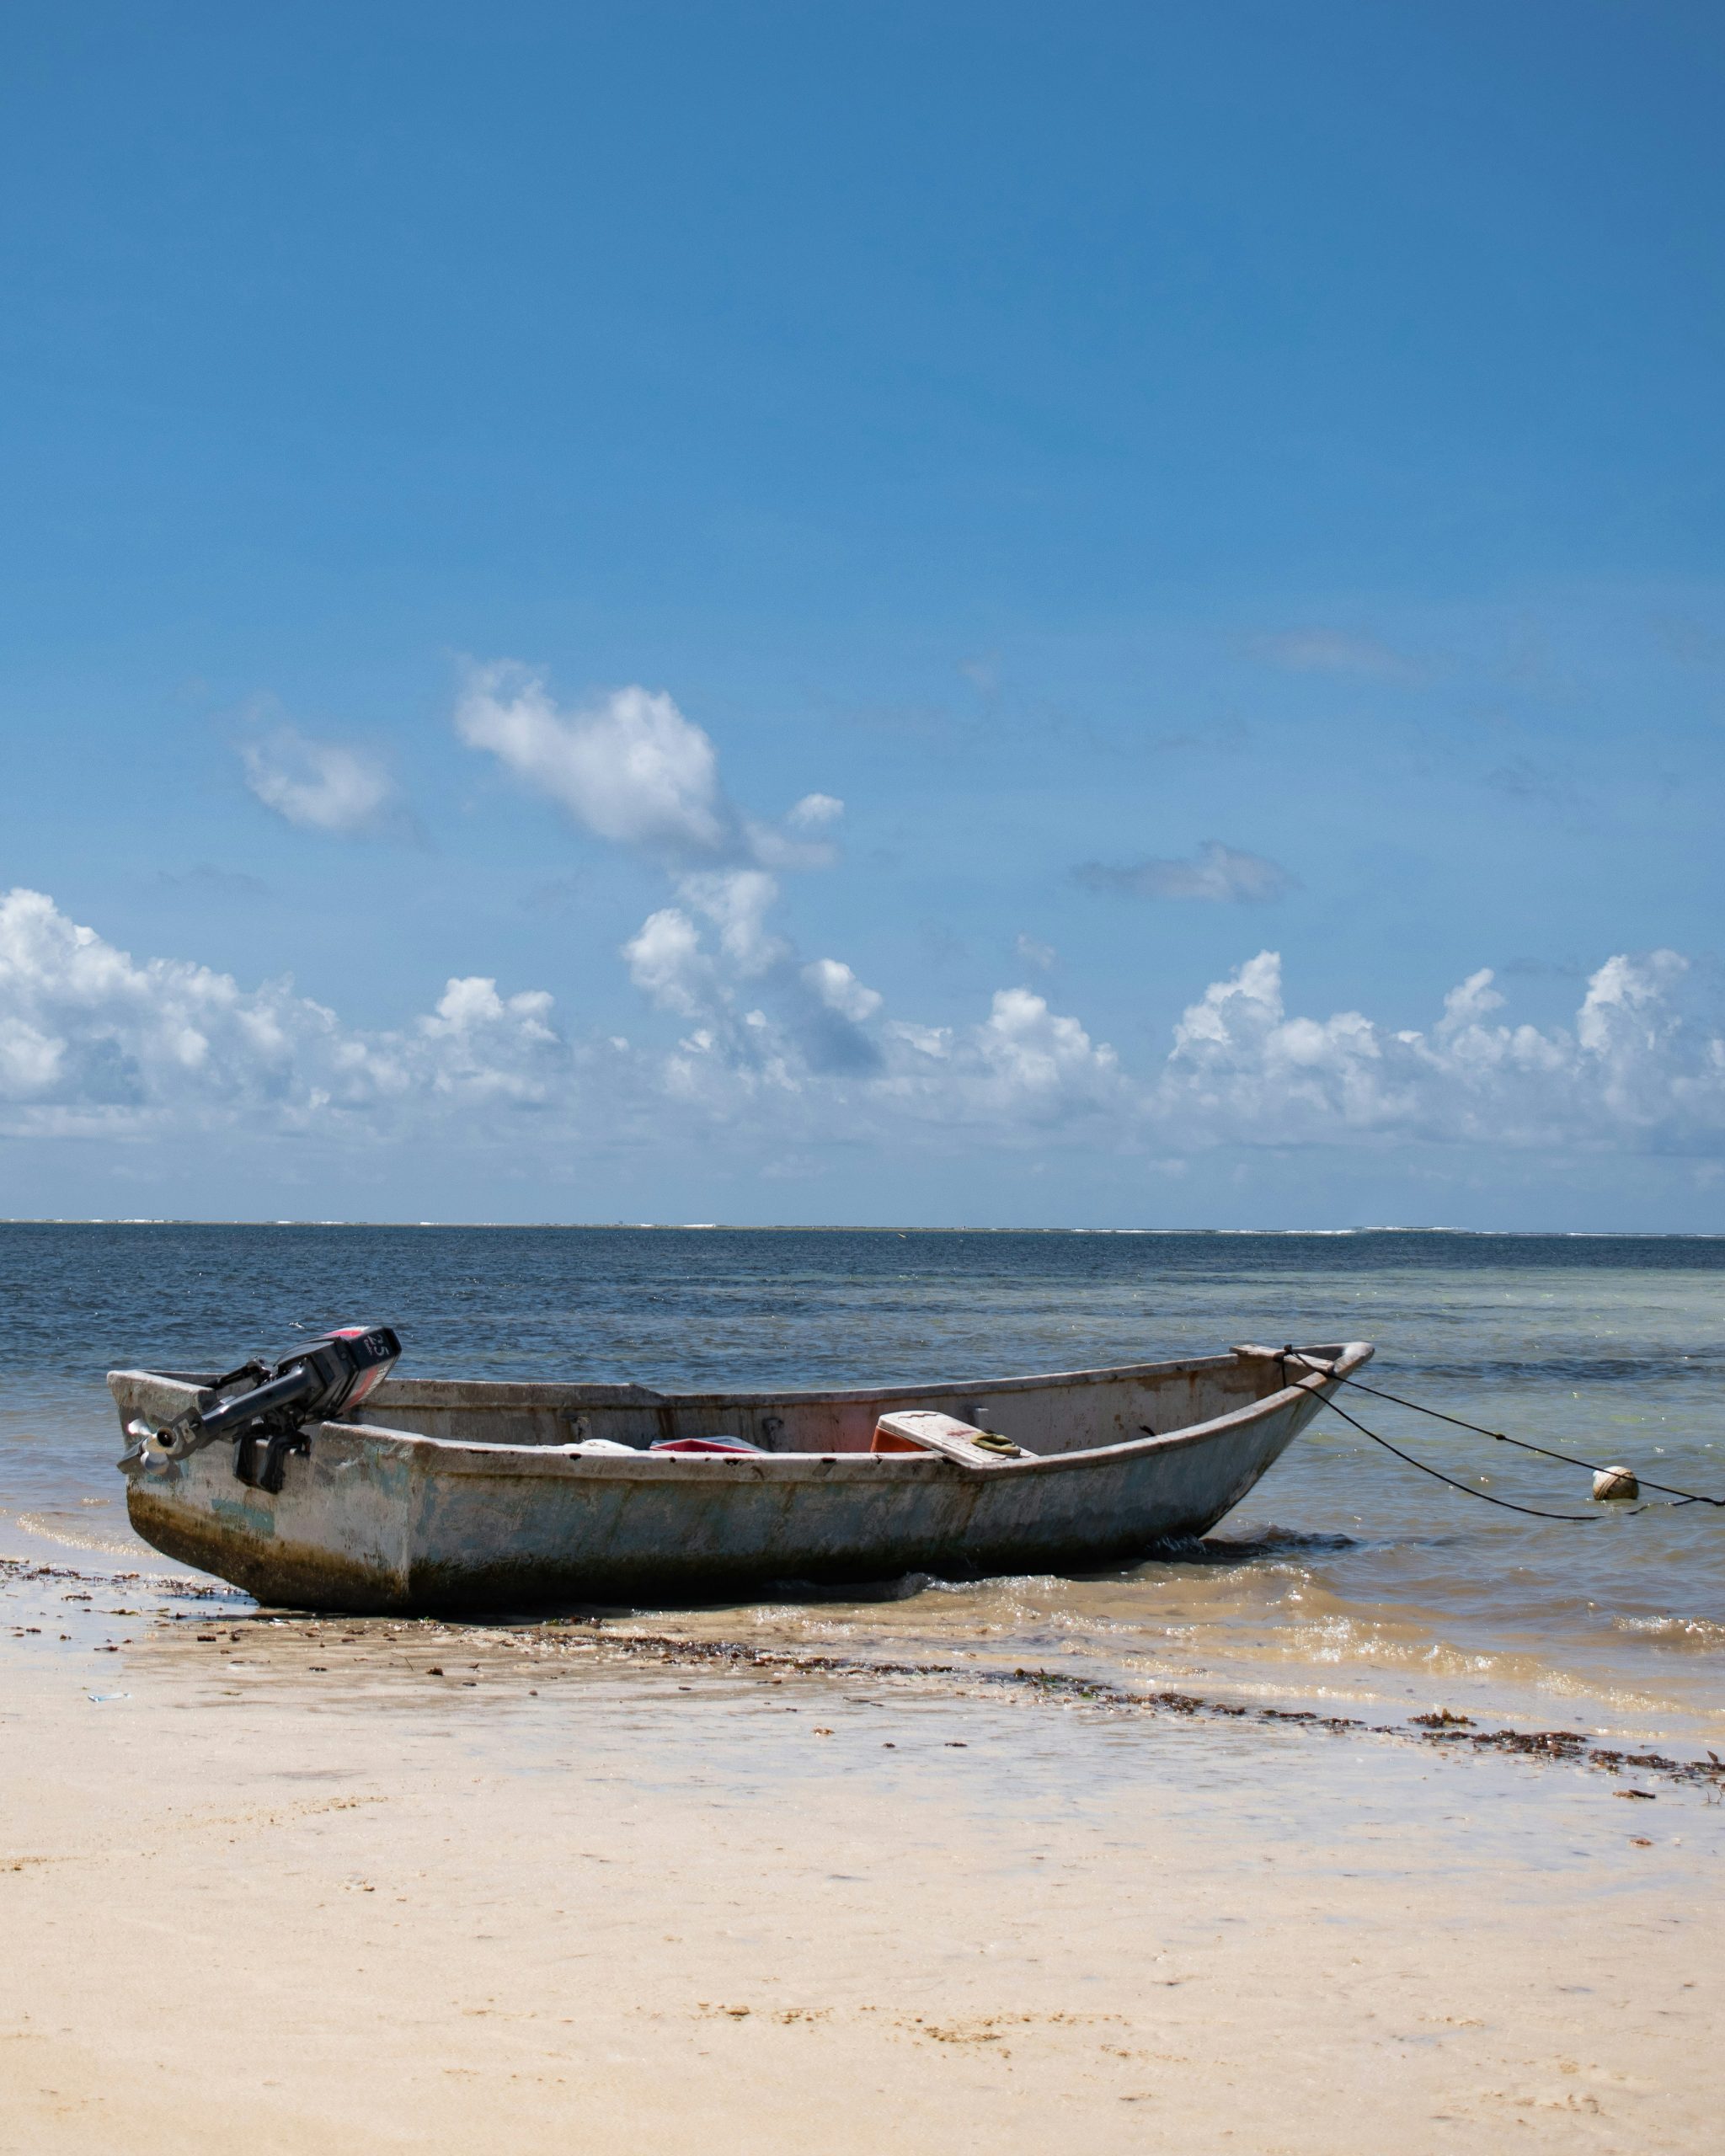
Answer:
[{"xmin": 126, "ymin": 1325, "xmax": 401, "ymax": 1493}]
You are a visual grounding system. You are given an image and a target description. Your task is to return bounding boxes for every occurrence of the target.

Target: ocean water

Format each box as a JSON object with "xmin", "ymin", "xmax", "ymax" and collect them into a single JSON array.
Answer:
[{"xmin": 3, "ymin": 1223, "xmax": 1722, "ymax": 1746}]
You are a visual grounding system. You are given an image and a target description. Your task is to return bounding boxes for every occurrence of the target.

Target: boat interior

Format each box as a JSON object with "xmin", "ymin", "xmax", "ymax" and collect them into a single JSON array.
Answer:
[{"xmin": 356, "ymin": 1345, "xmax": 1330, "ymax": 1459}]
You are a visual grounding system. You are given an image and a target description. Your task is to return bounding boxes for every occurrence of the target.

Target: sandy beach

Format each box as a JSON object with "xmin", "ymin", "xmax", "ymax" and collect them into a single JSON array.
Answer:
[{"xmin": 3, "ymin": 1555, "xmax": 1720, "ymax": 2154}]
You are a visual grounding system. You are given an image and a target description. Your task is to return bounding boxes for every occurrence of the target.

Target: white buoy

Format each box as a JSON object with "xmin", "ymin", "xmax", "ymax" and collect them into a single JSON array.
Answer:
[{"xmin": 1592, "ymin": 1464, "xmax": 1639, "ymax": 1501}]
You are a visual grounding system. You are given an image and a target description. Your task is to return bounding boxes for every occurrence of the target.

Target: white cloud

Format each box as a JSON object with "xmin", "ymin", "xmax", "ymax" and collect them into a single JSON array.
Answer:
[
  {"xmin": 963, "ymin": 990, "xmax": 1124, "ymax": 1120},
  {"xmin": 5, "ymin": 883, "xmax": 1724, "ymax": 1169},
  {"xmin": 1439, "ymin": 969, "xmax": 1506, "ymax": 1032},
  {"xmin": 621, "ymin": 876, "xmax": 876, "ymax": 1080},
  {"xmin": 36, "ymin": 672, "xmax": 1722, "ymax": 1189},
  {"xmin": 455, "ymin": 663, "xmax": 852, "ymax": 883},
  {"xmin": 804, "ymin": 958, "xmax": 884, "ymax": 1023},
  {"xmin": 416, "ymin": 977, "xmax": 563, "ymax": 1102},
  {"xmin": 621, "ymin": 908, "xmax": 710, "ymax": 1019},
  {"xmin": 241, "ymin": 728, "xmax": 396, "ymax": 835},
  {"xmin": 862, "ymin": 992, "xmax": 1124, "ymax": 1137},
  {"xmin": 1154, "ymin": 948, "xmax": 1725, "ymax": 1150},
  {"xmin": 743, "ymin": 819, "xmax": 841, "ymax": 872},
  {"xmin": 0, "ymin": 888, "xmax": 568, "ymax": 1134},
  {"xmin": 456, "ymin": 664, "xmax": 727, "ymax": 856},
  {"xmin": 1158, "ymin": 951, "xmax": 1394, "ymax": 1137},
  {"xmin": 1076, "ymin": 841, "xmax": 1295, "ymax": 903},
  {"xmin": 677, "ymin": 869, "xmax": 787, "ymax": 974}
]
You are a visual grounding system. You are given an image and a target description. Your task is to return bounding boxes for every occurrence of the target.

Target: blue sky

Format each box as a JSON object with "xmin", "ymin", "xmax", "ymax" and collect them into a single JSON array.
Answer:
[{"xmin": 3, "ymin": 1, "xmax": 1723, "ymax": 1226}]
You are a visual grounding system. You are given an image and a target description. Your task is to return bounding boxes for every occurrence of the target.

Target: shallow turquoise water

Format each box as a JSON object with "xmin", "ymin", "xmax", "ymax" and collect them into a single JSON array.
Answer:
[{"xmin": 3, "ymin": 1224, "xmax": 1721, "ymax": 1742}]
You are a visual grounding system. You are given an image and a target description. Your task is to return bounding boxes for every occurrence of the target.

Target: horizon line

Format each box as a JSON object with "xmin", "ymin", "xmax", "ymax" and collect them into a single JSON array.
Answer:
[{"xmin": 0, "ymin": 1219, "xmax": 1721, "ymax": 1239}]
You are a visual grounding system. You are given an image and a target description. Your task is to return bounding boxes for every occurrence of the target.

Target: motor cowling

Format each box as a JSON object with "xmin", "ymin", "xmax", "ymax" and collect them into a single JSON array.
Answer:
[{"xmin": 129, "ymin": 1325, "xmax": 402, "ymax": 1482}]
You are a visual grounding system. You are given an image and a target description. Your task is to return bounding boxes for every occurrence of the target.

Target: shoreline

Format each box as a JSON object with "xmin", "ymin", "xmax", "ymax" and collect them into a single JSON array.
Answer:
[
  {"xmin": 553, "ymin": 1626, "xmax": 1725, "ymax": 1791},
  {"xmin": 6, "ymin": 1550, "xmax": 1722, "ymax": 1792}
]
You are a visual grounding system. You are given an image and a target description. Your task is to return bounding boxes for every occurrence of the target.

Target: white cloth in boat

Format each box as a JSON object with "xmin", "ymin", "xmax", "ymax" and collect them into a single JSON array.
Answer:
[{"xmin": 563, "ymin": 1418, "xmax": 1033, "ymax": 1466}]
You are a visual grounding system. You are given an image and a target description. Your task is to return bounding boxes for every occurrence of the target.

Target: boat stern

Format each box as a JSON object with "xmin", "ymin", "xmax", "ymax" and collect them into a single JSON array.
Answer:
[{"xmin": 110, "ymin": 1369, "xmax": 420, "ymax": 1611}]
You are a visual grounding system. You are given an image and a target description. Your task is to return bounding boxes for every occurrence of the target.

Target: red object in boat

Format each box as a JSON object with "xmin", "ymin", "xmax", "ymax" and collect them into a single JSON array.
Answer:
[{"xmin": 647, "ymin": 1437, "xmax": 764, "ymax": 1455}]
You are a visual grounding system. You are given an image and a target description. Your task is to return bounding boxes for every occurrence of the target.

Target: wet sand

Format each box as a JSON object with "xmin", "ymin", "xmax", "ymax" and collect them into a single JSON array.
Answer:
[{"xmin": 3, "ymin": 1561, "xmax": 1722, "ymax": 2153}]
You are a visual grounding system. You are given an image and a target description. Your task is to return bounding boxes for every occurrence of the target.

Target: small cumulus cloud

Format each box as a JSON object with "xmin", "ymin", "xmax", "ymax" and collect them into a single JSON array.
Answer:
[
  {"xmin": 803, "ymin": 958, "xmax": 884, "ymax": 1023},
  {"xmin": 455, "ymin": 661, "xmax": 846, "ymax": 875},
  {"xmin": 240, "ymin": 727, "xmax": 397, "ymax": 835},
  {"xmin": 416, "ymin": 976, "xmax": 563, "ymax": 1102},
  {"xmin": 1251, "ymin": 629, "xmax": 1418, "ymax": 680},
  {"xmin": 745, "ymin": 817, "xmax": 842, "ymax": 872},
  {"xmin": 1075, "ymin": 841, "xmax": 1295, "ymax": 904},
  {"xmin": 456, "ymin": 663, "xmax": 725, "ymax": 856},
  {"xmin": 620, "ymin": 871, "xmax": 884, "ymax": 1080},
  {"xmin": 622, "ymin": 908, "xmax": 712, "ymax": 1019},
  {"xmin": 1015, "ymin": 934, "xmax": 1057, "ymax": 972},
  {"xmin": 961, "ymin": 990, "xmax": 1123, "ymax": 1120},
  {"xmin": 677, "ymin": 868, "xmax": 787, "ymax": 975}
]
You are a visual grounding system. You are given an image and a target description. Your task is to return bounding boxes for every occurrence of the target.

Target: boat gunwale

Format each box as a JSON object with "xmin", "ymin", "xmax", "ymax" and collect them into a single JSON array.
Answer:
[
  {"xmin": 354, "ymin": 1343, "xmax": 1332, "ymax": 1412},
  {"xmin": 110, "ymin": 1342, "xmax": 1371, "ymax": 1482}
]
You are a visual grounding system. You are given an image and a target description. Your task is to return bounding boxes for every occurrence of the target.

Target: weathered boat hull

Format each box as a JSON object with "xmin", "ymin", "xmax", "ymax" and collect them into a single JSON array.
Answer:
[{"xmin": 111, "ymin": 1342, "xmax": 1371, "ymax": 1614}]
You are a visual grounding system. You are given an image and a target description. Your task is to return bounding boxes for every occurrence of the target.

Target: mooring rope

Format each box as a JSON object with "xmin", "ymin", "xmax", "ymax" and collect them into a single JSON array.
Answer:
[
  {"xmin": 1295, "ymin": 1379, "xmax": 1604, "ymax": 1521},
  {"xmin": 1280, "ymin": 1348, "xmax": 1725, "ymax": 1514}
]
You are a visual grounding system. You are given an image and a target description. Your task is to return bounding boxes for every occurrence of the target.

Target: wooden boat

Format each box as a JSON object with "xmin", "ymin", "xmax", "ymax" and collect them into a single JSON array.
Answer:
[{"xmin": 109, "ymin": 1340, "xmax": 1373, "ymax": 1614}]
